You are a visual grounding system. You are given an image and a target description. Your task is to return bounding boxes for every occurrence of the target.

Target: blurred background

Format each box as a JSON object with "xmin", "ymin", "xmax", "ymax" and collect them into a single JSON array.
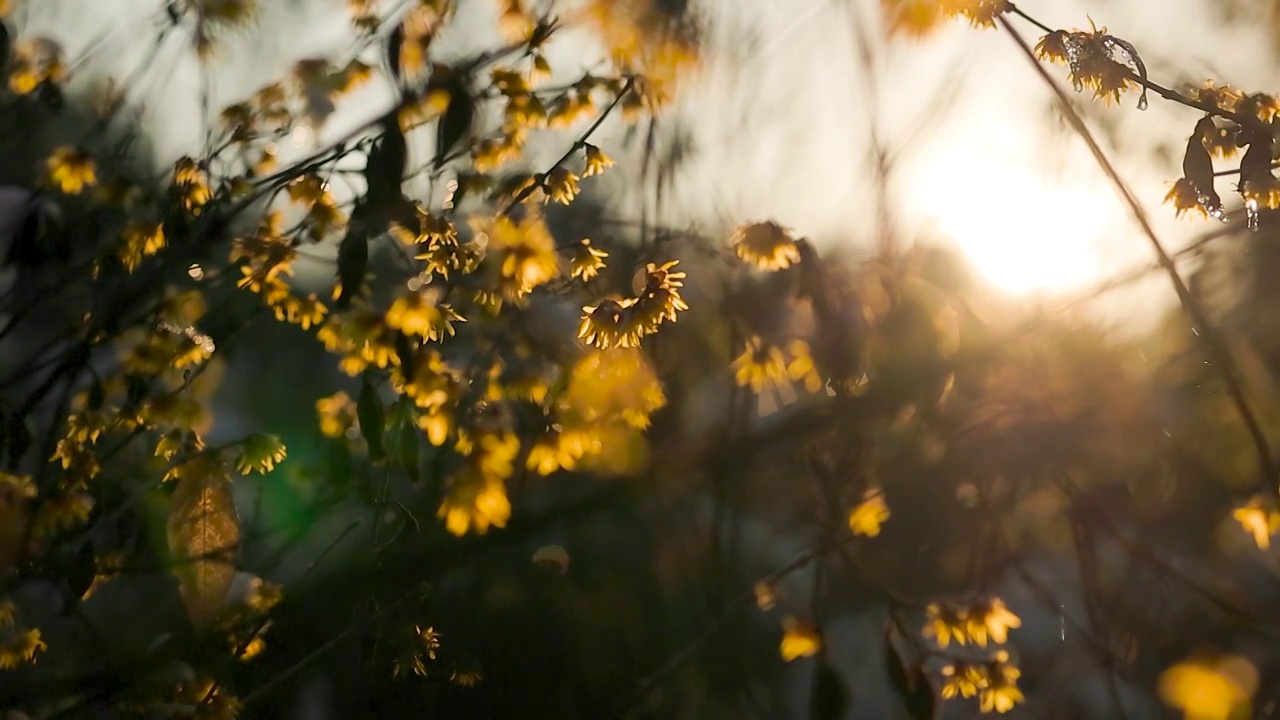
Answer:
[{"xmin": 4, "ymin": 1, "xmax": 1280, "ymax": 719}]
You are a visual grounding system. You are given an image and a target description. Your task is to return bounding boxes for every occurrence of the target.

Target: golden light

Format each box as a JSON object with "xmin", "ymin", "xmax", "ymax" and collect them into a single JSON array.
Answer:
[{"xmin": 917, "ymin": 150, "xmax": 1109, "ymax": 295}]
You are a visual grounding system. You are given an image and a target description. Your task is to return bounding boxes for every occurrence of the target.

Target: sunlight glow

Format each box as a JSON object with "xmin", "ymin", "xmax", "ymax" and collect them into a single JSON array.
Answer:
[{"xmin": 918, "ymin": 156, "xmax": 1108, "ymax": 295}]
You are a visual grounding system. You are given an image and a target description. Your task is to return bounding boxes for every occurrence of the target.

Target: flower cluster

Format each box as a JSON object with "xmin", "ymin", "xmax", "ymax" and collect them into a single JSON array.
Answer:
[
  {"xmin": 925, "ymin": 598, "xmax": 1024, "ymax": 713},
  {"xmin": 579, "ymin": 261, "xmax": 688, "ymax": 349}
]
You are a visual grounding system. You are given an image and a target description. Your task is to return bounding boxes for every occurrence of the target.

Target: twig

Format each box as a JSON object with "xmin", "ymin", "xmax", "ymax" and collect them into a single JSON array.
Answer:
[
  {"xmin": 1004, "ymin": 4, "xmax": 1271, "ymax": 135},
  {"xmin": 1000, "ymin": 16, "xmax": 1278, "ymax": 497},
  {"xmin": 500, "ymin": 77, "xmax": 636, "ymax": 216}
]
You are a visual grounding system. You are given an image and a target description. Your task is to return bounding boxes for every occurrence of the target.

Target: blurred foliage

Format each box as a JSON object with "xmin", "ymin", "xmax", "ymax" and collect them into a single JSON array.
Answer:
[{"xmin": 2, "ymin": 1, "xmax": 1280, "ymax": 719}]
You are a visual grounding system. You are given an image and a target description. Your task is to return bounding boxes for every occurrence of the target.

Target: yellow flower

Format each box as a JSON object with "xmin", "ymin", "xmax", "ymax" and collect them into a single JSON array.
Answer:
[
  {"xmin": 731, "ymin": 221, "xmax": 801, "ymax": 271},
  {"xmin": 385, "ymin": 291, "xmax": 465, "ymax": 342},
  {"xmin": 1165, "ymin": 178, "xmax": 1212, "ymax": 219},
  {"xmin": 965, "ymin": 597, "xmax": 1021, "ymax": 647},
  {"xmin": 8, "ymin": 37, "xmax": 64, "ymax": 95},
  {"xmin": 498, "ymin": 0, "xmax": 533, "ymax": 41},
  {"xmin": 848, "ymin": 490, "xmax": 890, "ymax": 537},
  {"xmin": 923, "ymin": 602, "xmax": 969, "ymax": 648},
  {"xmin": 472, "ymin": 131, "xmax": 526, "ymax": 172},
  {"xmin": 979, "ymin": 661, "xmax": 1024, "ymax": 714},
  {"xmin": 569, "ymin": 238, "xmax": 608, "ymax": 281},
  {"xmin": 450, "ymin": 668, "xmax": 484, "ymax": 687},
  {"xmin": 582, "ymin": 143, "xmax": 614, "ymax": 178},
  {"xmin": 525, "ymin": 427, "xmax": 593, "ymax": 475},
  {"xmin": 561, "ymin": 349, "xmax": 667, "ymax": 430},
  {"xmin": 545, "ymin": 167, "xmax": 580, "ymax": 205},
  {"xmin": 779, "ymin": 617, "xmax": 820, "ymax": 661},
  {"xmin": 1233, "ymin": 497, "xmax": 1280, "ymax": 550},
  {"xmin": 785, "ymin": 340, "xmax": 824, "ymax": 393},
  {"xmin": 46, "ymin": 147, "xmax": 97, "ymax": 195},
  {"xmin": 0, "ymin": 628, "xmax": 46, "ymax": 669},
  {"xmin": 416, "ymin": 625, "xmax": 441, "ymax": 661},
  {"xmin": 236, "ymin": 434, "xmax": 287, "ymax": 474},
  {"xmin": 316, "ymin": 391, "xmax": 356, "ymax": 438},
  {"xmin": 173, "ymin": 157, "xmax": 212, "ymax": 214},
  {"xmin": 1189, "ymin": 80, "xmax": 1245, "ymax": 114},
  {"xmin": 438, "ymin": 474, "xmax": 512, "ymax": 536},
  {"xmin": 1031, "ymin": 23, "xmax": 1138, "ymax": 105},
  {"xmin": 579, "ymin": 298, "xmax": 644, "ymax": 349},
  {"xmin": 1159, "ymin": 656, "xmax": 1257, "ymax": 720},
  {"xmin": 238, "ymin": 633, "xmax": 267, "ymax": 661},
  {"xmin": 505, "ymin": 93, "xmax": 548, "ymax": 129},
  {"xmin": 119, "ymin": 222, "xmax": 167, "ymax": 272},
  {"xmin": 0, "ymin": 473, "xmax": 36, "ymax": 502},
  {"xmin": 474, "ymin": 213, "xmax": 560, "ymax": 297},
  {"xmin": 631, "ymin": 260, "xmax": 689, "ymax": 332},
  {"xmin": 1243, "ymin": 175, "xmax": 1280, "ymax": 211},
  {"xmin": 940, "ymin": 661, "xmax": 984, "ymax": 699},
  {"xmin": 732, "ymin": 337, "xmax": 791, "ymax": 393}
]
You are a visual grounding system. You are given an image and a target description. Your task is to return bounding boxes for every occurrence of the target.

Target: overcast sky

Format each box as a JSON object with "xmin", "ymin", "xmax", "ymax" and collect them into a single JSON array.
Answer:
[{"xmin": 15, "ymin": 0, "xmax": 1278, "ymax": 328}]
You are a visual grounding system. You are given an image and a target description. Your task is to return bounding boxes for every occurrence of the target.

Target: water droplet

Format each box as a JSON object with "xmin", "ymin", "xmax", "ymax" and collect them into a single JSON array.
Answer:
[
  {"xmin": 1137, "ymin": 93, "xmax": 1148, "ymax": 111},
  {"xmin": 1247, "ymin": 197, "xmax": 1261, "ymax": 232},
  {"xmin": 1196, "ymin": 190, "xmax": 1229, "ymax": 223}
]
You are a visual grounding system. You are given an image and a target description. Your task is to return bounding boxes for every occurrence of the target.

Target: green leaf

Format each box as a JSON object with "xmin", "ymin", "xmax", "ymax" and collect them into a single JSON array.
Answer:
[
  {"xmin": 885, "ymin": 634, "xmax": 935, "ymax": 720},
  {"xmin": 810, "ymin": 654, "xmax": 847, "ymax": 720},
  {"xmin": 167, "ymin": 473, "xmax": 239, "ymax": 628},
  {"xmin": 358, "ymin": 374, "xmax": 386, "ymax": 462}
]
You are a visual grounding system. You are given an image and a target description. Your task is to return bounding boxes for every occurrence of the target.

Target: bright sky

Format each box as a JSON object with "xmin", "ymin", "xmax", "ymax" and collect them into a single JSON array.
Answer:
[{"xmin": 16, "ymin": 0, "xmax": 1280, "ymax": 327}]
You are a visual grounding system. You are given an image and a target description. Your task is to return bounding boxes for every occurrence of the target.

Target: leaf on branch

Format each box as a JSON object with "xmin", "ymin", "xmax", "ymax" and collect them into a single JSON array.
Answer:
[
  {"xmin": 432, "ymin": 70, "xmax": 475, "ymax": 170},
  {"xmin": 1168, "ymin": 116, "xmax": 1226, "ymax": 221},
  {"xmin": 359, "ymin": 374, "xmax": 387, "ymax": 462},
  {"xmin": 365, "ymin": 117, "xmax": 407, "ymax": 208},
  {"xmin": 810, "ymin": 655, "xmax": 847, "ymax": 720},
  {"xmin": 167, "ymin": 473, "xmax": 240, "ymax": 628},
  {"xmin": 885, "ymin": 630, "xmax": 936, "ymax": 720},
  {"xmin": 334, "ymin": 209, "xmax": 370, "ymax": 311}
]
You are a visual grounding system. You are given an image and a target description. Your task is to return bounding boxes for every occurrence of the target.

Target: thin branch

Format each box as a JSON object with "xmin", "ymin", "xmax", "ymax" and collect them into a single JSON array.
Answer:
[
  {"xmin": 1004, "ymin": 4, "xmax": 1270, "ymax": 135},
  {"xmin": 1000, "ymin": 16, "xmax": 1278, "ymax": 497},
  {"xmin": 500, "ymin": 76, "xmax": 636, "ymax": 216}
]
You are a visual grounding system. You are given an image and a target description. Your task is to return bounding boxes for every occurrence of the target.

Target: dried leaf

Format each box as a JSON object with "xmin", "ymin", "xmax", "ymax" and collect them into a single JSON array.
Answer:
[{"xmin": 167, "ymin": 473, "xmax": 239, "ymax": 627}]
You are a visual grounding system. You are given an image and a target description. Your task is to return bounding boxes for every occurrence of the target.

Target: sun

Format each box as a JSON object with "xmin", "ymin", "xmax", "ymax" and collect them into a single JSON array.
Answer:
[{"xmin": 916, "ymin": 152, "xmax": 1109, "ymax": 295}]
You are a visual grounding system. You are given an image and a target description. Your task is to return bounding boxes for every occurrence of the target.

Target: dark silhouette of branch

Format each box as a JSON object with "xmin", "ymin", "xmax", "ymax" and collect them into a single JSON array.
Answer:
[{"xmin": 1000, "ymin": 16, "xmax": 1279, "ymax": 499}]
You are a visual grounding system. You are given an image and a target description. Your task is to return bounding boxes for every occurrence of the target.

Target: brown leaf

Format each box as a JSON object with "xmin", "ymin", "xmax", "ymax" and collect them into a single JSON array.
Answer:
[{"xmin": 167, "ymin": 473, "xmax": 239, "ymax": 627}]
